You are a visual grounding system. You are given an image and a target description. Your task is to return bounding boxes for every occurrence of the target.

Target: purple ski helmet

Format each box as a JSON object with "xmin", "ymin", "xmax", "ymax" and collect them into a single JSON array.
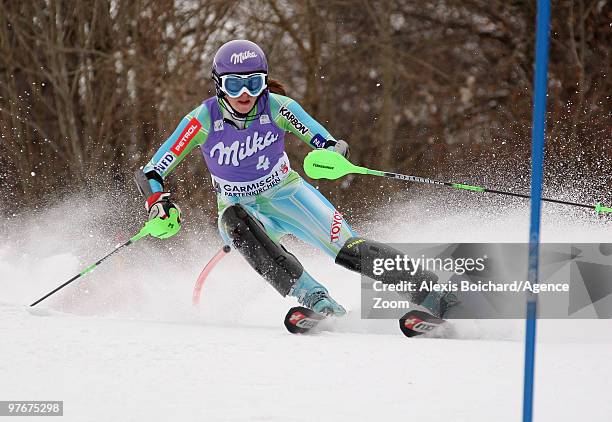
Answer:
[
  {"xmin": 212, "ymin": 39, "xmax": 268, "ymax": 77},
  {"xmin": 212, "ymin": 40, "xmax": 268, "ymax": 100}
]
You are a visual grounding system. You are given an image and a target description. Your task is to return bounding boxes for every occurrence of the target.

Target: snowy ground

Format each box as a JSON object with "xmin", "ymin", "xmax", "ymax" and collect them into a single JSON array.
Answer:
[{"xmin": 1, "ymin": 191, "xmax": 611, "ymax": 421}]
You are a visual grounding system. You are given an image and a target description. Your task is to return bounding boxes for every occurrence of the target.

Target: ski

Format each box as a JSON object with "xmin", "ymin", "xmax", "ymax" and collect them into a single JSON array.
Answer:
[
  {"xmin": 398, "ymin": 309, "xmax": 446, "ymax": 337},
  {"xmin": 285, "ymin": 306, "xmax": 447, "ymax": 337},
  {"xmin": 284, "ymin": 306, "xmax": 327, "ymax": 334}
]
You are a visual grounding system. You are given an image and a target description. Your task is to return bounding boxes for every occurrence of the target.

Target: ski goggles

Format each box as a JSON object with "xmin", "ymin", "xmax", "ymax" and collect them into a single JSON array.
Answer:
[{"xmin": 219, "ymin": 73, "xmax": 267, "ymax": 98}]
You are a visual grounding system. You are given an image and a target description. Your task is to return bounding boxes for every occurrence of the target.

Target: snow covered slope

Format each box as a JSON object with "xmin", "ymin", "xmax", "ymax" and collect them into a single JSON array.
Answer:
[{"xmin": 1, "ymin": 193, "xmax": 611, "ymax": 421}]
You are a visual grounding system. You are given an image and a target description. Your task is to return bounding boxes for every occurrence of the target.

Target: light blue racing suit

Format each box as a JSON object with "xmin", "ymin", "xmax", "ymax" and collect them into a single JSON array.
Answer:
[
  {"xmin": 143, "ymin": 91, "xmax": 356, "ymax": 264},
  {"xmin": 142, "ymin": 92, "xmax": 451, "ymax": 317}
]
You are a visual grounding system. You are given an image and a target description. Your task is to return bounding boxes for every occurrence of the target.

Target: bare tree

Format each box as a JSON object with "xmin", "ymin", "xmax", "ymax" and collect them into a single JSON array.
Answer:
[{"xmin": 1, "ymin": 0, "xmax": 609, "ymax": 215}]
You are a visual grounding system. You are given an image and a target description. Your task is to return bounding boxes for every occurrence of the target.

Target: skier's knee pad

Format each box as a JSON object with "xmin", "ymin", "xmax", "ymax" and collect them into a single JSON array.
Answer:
[
  {"xmin": 220, "ymin": 204, "xmax": 303, "ymax": 297},
  {"xmin": 335, "ymin": 237, "xmax": 438, "ymax": 304}
]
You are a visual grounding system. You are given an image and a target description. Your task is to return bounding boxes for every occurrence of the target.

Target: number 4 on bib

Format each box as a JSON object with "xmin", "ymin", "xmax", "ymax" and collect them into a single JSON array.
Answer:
[{"xmin": 256, "ymin": 155, "xmax": 270, "ymax": 170}]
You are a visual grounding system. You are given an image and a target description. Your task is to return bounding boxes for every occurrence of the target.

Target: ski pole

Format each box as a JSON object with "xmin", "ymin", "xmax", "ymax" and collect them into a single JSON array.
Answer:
[
  {"xmin": 192, "ymin": 245, "xmax": 231, "ymax": 306},
  {"xmin": 29, "ymin": 224, "xmax": 153, "ymax": 307},
  {"xmin": 303, "ymin": 149, "xmax": 612, "ymax": 214}
]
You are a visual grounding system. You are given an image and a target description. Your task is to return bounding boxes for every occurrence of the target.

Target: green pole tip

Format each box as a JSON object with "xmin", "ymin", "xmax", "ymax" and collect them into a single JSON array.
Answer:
[
  {"xmin": 452, "ymin": 183, "xmax": 485, "ymax": 192},
  {"xmin": 595, "ymin": 203, "xmax": 612, "ymax": 214}
]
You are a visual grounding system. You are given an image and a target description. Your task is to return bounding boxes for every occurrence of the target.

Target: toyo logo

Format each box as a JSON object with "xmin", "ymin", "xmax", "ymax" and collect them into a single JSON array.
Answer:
[
  {"xmin": 330, "ymin": 210, "xmax": 343, "ymax": 243},
  {"xmin": 209, "ymin": 131, "xmax": 279, "ymax": 167},
  {"xmin": 230, "ymin": 50, "xmax": 257, "ymax": 64}
]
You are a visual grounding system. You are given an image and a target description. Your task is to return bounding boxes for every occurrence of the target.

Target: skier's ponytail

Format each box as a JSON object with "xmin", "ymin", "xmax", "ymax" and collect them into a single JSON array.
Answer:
[{"xmin": 267, "ymin": 78, "xmax": 287, "ymax": 96}]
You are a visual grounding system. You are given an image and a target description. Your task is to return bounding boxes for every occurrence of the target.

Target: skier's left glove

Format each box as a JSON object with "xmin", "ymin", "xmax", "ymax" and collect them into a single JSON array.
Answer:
[
  {"xmin": 144, "ymin": 192, "xmax": 182, "ymax": 239},
  {"xmin": 324, "ymin": 139, "xmax": 350, "ymax": 159}
]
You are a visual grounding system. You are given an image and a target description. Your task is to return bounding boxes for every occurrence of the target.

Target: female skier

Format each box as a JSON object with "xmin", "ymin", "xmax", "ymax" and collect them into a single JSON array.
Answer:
[{"xmin": 135, "ymin": 39, "xmax": 450, "ymax": 317}]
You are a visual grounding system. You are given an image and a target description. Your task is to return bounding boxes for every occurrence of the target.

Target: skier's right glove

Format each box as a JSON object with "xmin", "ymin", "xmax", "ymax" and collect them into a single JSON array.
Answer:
[
  {"xmin": 324, "ymin": 139, "xmax": 350, "ymax": 159},
  {"xmin": 145, "ymin": 192, "xmax": 182, "ymax": 239}
]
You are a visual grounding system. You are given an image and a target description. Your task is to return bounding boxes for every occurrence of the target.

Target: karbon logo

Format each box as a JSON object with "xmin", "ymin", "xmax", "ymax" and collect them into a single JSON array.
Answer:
[
  {"xmin": 279, "ymin": 106, "xmax": 309, "ymax": 135},
  {"xmin": 171, "ymin": 118, "xmax": 202, "ymax": 155},
  {"xmin": 230, "ymin": 50, "xmax": 257, "ymax": 64},
  {"xmin": 330, "ymin": 210, "xmax": 343, "ymax": 243}
]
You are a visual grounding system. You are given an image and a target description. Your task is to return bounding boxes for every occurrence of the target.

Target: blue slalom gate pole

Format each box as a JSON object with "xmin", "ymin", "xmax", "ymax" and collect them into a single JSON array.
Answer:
[{"xmin": 523, "ymin": 1, "xmax": 551, "ymax": 421}]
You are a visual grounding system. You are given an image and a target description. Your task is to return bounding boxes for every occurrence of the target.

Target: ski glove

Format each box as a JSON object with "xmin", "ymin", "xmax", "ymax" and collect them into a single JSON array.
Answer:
[
  {"xmin": 145, "ymin": 192, "xmax": 182, "ymax": 239},
  {"xmin": 324, "ymin": 139, "xmax": 350, "ymax": 159}
]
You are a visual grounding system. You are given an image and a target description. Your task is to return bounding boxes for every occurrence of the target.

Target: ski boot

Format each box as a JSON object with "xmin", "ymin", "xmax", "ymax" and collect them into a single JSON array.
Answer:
[
  {"xmin": 291, "ymin": 272, "xmax": 347, "ymax": 317},
  {"xmin": 304, "ymin": 289, "xmax": 347, "ymax": 317},
  {"xmin": 421, "ymin": 290, "xmax": 460, "ymax": 319}
]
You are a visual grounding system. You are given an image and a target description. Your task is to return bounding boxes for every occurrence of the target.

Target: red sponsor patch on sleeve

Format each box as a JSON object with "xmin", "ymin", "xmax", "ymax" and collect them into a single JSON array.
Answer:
[{"xmin": 171, "ymin": 118, "xmax": 202, "ymax": 155}]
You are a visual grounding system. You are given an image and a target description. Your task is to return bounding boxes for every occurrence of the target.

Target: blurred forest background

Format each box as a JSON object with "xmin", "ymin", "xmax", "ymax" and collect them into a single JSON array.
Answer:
[{"xmin": 1, "ymin": 0, "xmax": 610, "ymax": 223}]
